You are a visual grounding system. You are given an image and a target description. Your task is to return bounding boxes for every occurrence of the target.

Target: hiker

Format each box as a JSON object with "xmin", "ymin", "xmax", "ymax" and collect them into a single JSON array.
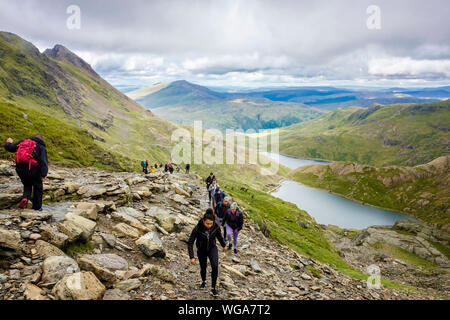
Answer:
[
  {"xmin": 3, "ymin": 135, "xmax": 48, "ymax": 211},
  {"xmin": 222, "ymin": 202, "xmax": 244, "ymax": 254},
  {"xmin": 176, "ymin": 166, "xmax": 180, "ymax": 173},
  {"xmin": 169, "ymin": 163, "xmax": 174, "ymax": 174},
  {"xmin": 164, "ymin": 162, "xmax": 169, "ymax": 173},
  {"xmin": 208, "ymin": 179, "xmax": 218, "ymax": 209},
  {"xmin": 155, "ymin": 163, "xmax": 158, "ymax": 170},
  {"xmin": 150, "ymin": 166, "xmax": 155, "ymax": 173},
  {"xmin": 141, "ymin": 160, "xmax": 148, "ymax": 174},
  {"xmin": 214, "ymin": 187, "xmax": 226, "ymax": 208},
  {"xmin": 185, "ymin": 163, "xmax": 190, "ymax": 174},
  {"xmin": 215, "ymin": 196, "xmax": 230, "ymax": 240},
  {"xmin": 188, "ymin": 209, "xmax": 227, "ymax": 297},
  {"xmin": 205, "ymin": 173, "xmax": 215, "ymax": 201}
]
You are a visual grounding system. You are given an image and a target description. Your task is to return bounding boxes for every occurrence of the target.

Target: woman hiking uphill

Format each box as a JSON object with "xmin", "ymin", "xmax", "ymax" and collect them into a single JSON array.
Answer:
[
  {"xmin": 188, "ymin": 209, "xmax": 227, "ymax": 297},
  {"xmin": 4, "ymin": 134, "xmax": 48, "ymax": 211},
  {"xmin": 222, "ymin": 202, "xmax": 244, "ymax": 254}
]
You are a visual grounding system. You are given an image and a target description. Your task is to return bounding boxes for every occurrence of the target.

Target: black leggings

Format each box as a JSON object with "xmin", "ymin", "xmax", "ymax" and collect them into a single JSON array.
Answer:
[
  {"xmin": 16, "ymin": 166, "xmax": 43, "ymax": 210},
  {"xmin": 198, "ymin": 246, "xmax": 219, "ymax": 289}
]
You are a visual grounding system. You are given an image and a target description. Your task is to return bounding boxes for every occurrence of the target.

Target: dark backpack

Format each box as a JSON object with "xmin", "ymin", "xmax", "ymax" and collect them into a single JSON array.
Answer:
[{"xmin": 16, "ymin": 139, "xmax": 38, "ymax": 170}]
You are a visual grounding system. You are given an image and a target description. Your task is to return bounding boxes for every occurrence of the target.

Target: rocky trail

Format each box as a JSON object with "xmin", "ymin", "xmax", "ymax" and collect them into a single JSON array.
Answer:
[{"xmin": 0, "ymin": 161, "xmax": 441, "ymax": 300}]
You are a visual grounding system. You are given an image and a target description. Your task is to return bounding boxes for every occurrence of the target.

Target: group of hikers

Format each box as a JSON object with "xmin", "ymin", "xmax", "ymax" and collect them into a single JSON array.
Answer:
[
  {"xmin": 4, "ymin": 135, "xmax": 241, "ymax": 298},
  {"xmin": 141, "ymin": 160, "xmax": 190, "ymax": 175},
  {"xmin": 187, "ymin": 172, "xmax": 244, "ymax": 297}
]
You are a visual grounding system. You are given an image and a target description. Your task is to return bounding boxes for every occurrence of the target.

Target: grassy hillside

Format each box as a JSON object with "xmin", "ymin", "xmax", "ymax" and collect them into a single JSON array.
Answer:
[
  {"xmin": 289, "ymin": 156, "xmax": 450, "ymax": 228},
  {"xmin": 0, "ymin": 98, "xmax": 134, "ymax": 171},
  {"xmin": 129, "ymin": 81, "xmax": 325, "ymax": 131},
  {"xmin": 0, "ymin": 31, "xmax": 180, "ymax": 167},
  {"xmin": 279, "ymin": 100, "xmax": 450, "ymax": 167}
]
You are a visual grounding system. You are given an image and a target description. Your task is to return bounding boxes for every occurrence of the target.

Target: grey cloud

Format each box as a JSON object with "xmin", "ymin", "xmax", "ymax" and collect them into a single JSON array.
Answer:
[{"xmin": 0, "ymin": 0, "xmax": 449, "ymax": 87}]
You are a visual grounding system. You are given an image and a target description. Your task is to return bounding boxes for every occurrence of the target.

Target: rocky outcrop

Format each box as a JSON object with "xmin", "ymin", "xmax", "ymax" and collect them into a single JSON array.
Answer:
[{"xmin": 0, "ymin": 160, "xmax": 445, "ymax": 300}]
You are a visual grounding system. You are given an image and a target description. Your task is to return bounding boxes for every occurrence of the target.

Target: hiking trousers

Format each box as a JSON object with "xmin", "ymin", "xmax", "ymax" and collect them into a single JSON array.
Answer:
[
  {"xmin": 197, "ymin": 246, "xmax": 219, "ymax": 289},
  {"xmin": 16, "ymin": 165, "xmax": 43, "ymax": 210}
]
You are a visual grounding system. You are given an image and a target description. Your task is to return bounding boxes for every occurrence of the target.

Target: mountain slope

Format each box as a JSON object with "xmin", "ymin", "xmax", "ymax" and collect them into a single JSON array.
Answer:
[
  {"xmin": 278, "ymin": 100, "xmax": 450, "ymax": 167},
  {"xmin": 290, "ymin": 156, "xmax": 450, "ymax": 229},
  {"xmin": 128, "ymin": 81, "xmax": 325, "ymax": 131},
  {"xmin": 0, "ymin": 32, "xmax": 179, "ymax": 166}
]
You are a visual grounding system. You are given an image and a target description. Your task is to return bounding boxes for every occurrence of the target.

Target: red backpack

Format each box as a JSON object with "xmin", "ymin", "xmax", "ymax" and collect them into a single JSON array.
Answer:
[{"xmin": 16, "ymin": 139, "xmax": 38, "ymax": 170}]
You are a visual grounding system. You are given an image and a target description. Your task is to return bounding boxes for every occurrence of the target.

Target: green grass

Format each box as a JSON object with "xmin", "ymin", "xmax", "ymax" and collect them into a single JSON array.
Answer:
[
  {"xmin": 429, "ymin": 241, "xmax": 450, "ymax": 261},
  {"xmin": 279, "ymin": 100, "xmax": 450, "ymax": 167},
  {"xmin": 370, "ymin": 242, "xmax": 443, "ymax": 270},
  {"xmin": 65, "ymin": 241, "xmax": 95, "ymax": 257},
  {"xmin": 0, "ymin": 98, "xmax": 135, "ymax": 171}
]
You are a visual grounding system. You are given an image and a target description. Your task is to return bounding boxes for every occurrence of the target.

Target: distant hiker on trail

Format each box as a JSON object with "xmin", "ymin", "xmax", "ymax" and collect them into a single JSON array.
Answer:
[
  {"xmin": 222, "ymin": 202, "xmax": 244, "ymax": 254},
  {"xmin": 208, "ymin": 179, "xmax": 218, "ymax": 208},
  {"xmin": 185, "ymin": 163, "xmax": 190, "ymax": 174},
  {"xmin": 141, "ymin": 160, "xmax": 148, "ymax": 174},
  {"xmin": 188, "ymin": 209, "xmax": 227, "ymax": 297},
  {"xmin": 176, "ymin": 166, "xmax": 180, "ymax": 173},
  {"xmin": 215, "ymin": 196, "xmax": 230, "ymax": 240},
  {"xmin": 150, "ymin": 166, "xmax": 155, "ymax": 173},
  {"xmin": 4, "ymin": 135, "xmax": 48, "ymax": 211},
  {"xmin": 164, "ymin": 162, "xmax": 169, "ymax": 173},
  {"xmin": 214, "ymin": 187, "xmax": 226, "ymax": 209},
  {"xmin": 160, "ymin": 164, "xmax": 163, "ymax": 170},
  {"xmin": 169, "ymin": 163, "xmax": 174, "ymax": 174},
  {"xmin": 155, "ymin": 163, "xmax": 158, "ymax": 170},
  {"xmin": 205, "ymin": 173, "xmax": 215, "ymax": 201}
]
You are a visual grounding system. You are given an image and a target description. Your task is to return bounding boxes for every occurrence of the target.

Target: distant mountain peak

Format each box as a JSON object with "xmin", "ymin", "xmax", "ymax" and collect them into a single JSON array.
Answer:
[{"xmin": 44, "ymin": 44, "xmax": 98, "ymax": 77}]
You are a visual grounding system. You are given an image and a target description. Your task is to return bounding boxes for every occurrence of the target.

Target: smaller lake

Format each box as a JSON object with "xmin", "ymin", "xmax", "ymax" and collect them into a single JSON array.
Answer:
[{"xmin": 261, "ymin": 152, "xmax": 418, "ymax": 229}]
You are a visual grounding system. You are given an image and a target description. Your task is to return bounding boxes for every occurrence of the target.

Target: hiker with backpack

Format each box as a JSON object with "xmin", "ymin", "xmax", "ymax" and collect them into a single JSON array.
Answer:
[
  {"xmin": 215, "ymin": 196, "xmax": 230, "ymax": 240},
  {"xmin": 222, "ymin": 202, "xmax": 244, "ymax": 254},
  {"xmin": 185, "ymin": 163, "xmax": 190, "ymax": 174},
  {"xmin": 205, "ymin": 173, "xmax": 215, "ymax": 201},
  {"xmin": 214, "ymin": 187, "xmax": 226, "ymax": 209},
  {"xmin": 208, "ymin": 179, "xmax": 219, "ymax": 209},
  {"xmin": 4, "ymin": 135, "xmax": 48, "ymax": 211},
  {"xmin": 141, "ymin": 160, "xmax": 148, "ymax": 174},
  {"xmin": 188, "ymin": 209, "xmax": 227, "ymax": 297}
]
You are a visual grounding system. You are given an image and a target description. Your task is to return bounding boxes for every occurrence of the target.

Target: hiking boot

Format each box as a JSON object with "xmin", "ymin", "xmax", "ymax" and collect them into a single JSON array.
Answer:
[
  {"xmin": 228, "ymin": 243, "xmax": 232, "ymax": 251},
  {"xmin": 200, "ymin": 281, "xmax": 206, "ymax": 289},
  {"xmin": 211, "ymin": 289, "xmax": 219, "ymax": 297},
  {"xmin": 18, "ymin": 198, "xmax": 28, "ymax": 209},
  {"xmin": 234, "ymin": 248, "xmax": 238, "ymax": 254}
]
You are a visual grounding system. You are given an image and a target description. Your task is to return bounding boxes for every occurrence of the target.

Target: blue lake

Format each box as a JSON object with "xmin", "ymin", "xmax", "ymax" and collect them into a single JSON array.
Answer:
[{"xmin": 262, "ymin": 152, "xmax": 418, "ymax": 229}]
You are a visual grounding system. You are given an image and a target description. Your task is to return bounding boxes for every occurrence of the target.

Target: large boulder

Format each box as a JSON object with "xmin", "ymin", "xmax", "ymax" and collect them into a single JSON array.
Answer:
[
  {"xmin": 39, "ymin": 224, "xmax": 70, "ymax": 248},
  {"xmin": 139, "ymin": 264, "xmax": 176, "ymax": 283},
  {"xmin": 71, "ymin": 203, "xmax": 98, "ymax": 220},
  {"xmin": 112, "ymin": 210, "xmax": 149, "ymax": 233},
  {"xmin": 20, "ymin": 210, "xmax": 52, "ymax": 221},
  {"xmin": 60, "ymin": 212, "xmax": 96, "ymax": 242},
  {"xmin": 77, "ymin": 254, "xmax": 128, "ymax": 283},
  {"xmin": 113, "ymin": 223, "xmax": 142, "ymax": 238},
  {"xmin": 52, "ymin": 271, "xmax": 106, "ymax": 300},
  {"xmin": 0, "ymin": 228, "xmax": 22, "ymax": 251},
  {"xmin": 42, "ymin": 256, "xmax": 80, "ymax": 284},
  {"xmin": 136, "ymin": 232, "xmax": 166, "ymax": 258},
  {"xmin": 35, "ymin": 240, "xmax": 66, "ymax": 259},
  {"xmin": 0, "ymin": 194, "xmax": 22, "ymax": 209}
]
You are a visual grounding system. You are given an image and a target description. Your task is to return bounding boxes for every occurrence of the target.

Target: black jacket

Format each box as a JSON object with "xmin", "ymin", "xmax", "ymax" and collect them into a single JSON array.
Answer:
[
  {"xmin": 4, "ymin": 137, "xmax": 48, "ymax": 177},
  {"xmin": 205, "ymin": 175, "xmax": 215, "ymax": 186},
  {"xmin": 188, "ymin": 219, "xmax": 226, "ymax": 259},
  {"xmin": 222, "ymin": 209, "xmax": 244, "ymax": 231},
  {"xmin": 215, "ymin": 201, "xmax": 230, "ymax": 220}
]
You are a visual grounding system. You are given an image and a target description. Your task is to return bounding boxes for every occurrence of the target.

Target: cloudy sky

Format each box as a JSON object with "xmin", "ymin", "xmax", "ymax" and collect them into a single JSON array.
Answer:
[{"xmin": 1, "ymin": 0, "xmax": 449, "ymax": 89}]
